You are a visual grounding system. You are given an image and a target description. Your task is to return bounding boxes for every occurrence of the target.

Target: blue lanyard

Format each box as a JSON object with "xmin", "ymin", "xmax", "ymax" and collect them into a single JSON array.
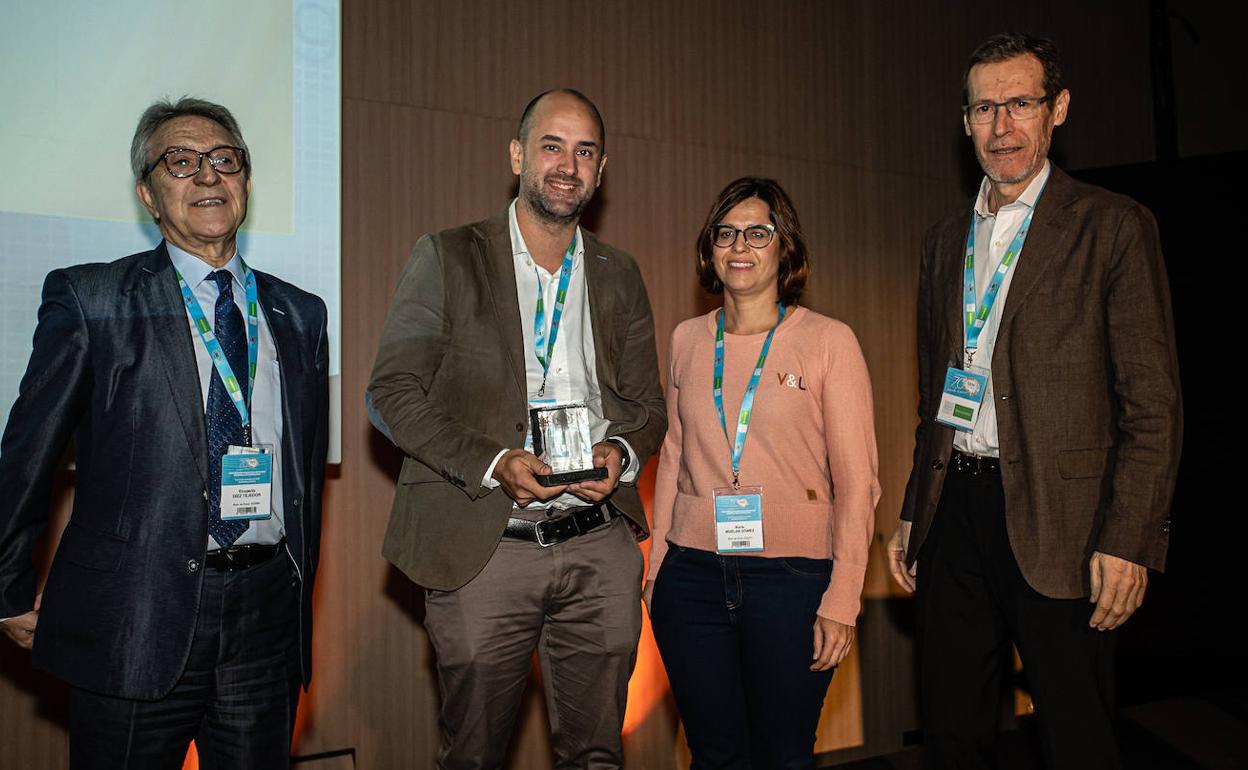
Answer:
[
  {"xmin": 962, "ymin": 190, "xmax": 1044, "ymax": 367},
  {"xmin": 176, "ymin": 264, "xmax": 259, "ymax": 437},
  {"xmin": 532, "ymin": 233, "xmax": 577, "ymax": 396},
  {"xmin": 713, "ymin": 304, "xmax": 786, "ymax": 488}
]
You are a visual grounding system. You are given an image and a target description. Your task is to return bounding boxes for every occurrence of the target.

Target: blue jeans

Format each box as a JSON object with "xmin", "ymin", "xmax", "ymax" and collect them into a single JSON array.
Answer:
[{"xmin": 650, "ymin": 544, "xmax": 836, "ymax": 770}]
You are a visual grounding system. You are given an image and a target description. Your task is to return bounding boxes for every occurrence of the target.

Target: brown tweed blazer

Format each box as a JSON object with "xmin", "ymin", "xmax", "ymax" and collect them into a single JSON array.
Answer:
[
  {"xmin": 368, "ymin": 209, "xmax": 666, "ymax": 591},
  {"xmin": 899, "ymin": 166, "xmax": 1182, "ymax": 599}
]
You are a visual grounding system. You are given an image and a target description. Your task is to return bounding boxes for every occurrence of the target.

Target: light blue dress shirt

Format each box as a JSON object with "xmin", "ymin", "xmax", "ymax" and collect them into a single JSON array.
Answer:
[{"xmin": 167, "ymin": 244, "xmax": 285, "ymax": 548}]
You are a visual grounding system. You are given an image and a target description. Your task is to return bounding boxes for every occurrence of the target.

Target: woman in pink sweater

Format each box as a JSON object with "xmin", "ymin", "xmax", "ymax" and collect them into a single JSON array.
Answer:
[{"xmin": 645, "ymin": 177, "xmax": 880, "ymax": 769}]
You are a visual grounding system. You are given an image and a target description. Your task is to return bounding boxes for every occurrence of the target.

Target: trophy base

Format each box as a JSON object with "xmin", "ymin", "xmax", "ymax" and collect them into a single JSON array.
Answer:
[{"xmin": 535, "ymin": 467, "xmax": 608, "ymax": 487}]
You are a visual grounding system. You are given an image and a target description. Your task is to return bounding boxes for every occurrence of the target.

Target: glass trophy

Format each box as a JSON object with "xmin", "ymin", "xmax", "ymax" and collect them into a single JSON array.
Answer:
[{"xmin": 529, "ymin": 402, "xmax": 608, "ymax": 486}]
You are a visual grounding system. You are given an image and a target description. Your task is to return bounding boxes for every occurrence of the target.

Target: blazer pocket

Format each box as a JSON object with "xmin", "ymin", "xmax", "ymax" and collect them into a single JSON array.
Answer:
[
  {"xmin": 55, "ymin": 520, "xmax": 129, "ymax": 572},
  {"xmin": 1058, "ymin": 447, "xmax": 1109, "ymax": 480}
]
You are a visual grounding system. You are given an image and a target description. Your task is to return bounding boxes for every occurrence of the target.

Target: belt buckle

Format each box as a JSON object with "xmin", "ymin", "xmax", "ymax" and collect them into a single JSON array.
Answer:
[
  {"xmin": 534, "ymin": 505, "xmax": 608, "ymax": 547},
  {"xmin": 207, "ymin": 547, "xmax": 237, "ymax": 572},
  {"xmin": 535, "ymin": 517, "xmax": 562, "ymax": 548},
  {"xmin": 954, "ymin": 450, "xmax": 982, "ymax": 476}
]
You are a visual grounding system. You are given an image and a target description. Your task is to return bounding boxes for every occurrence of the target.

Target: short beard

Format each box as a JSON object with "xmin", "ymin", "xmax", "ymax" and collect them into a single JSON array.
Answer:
[
  {"xmin": 520, "ymin": 171, "xmax": 592, "ymax": 227},
  {"xmin": 982, "ymin": 158, "xmax": 1036, "ymax": 186}
]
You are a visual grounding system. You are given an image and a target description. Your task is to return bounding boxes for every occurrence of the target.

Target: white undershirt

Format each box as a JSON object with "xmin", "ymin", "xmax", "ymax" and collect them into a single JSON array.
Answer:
[
  {"xmin": 955, "ymin": 161, "xmax": 1051, "ymax": 458},
  {"xmin": 481, "ymin": 200, "xmax": 638, "ymax": 510}
]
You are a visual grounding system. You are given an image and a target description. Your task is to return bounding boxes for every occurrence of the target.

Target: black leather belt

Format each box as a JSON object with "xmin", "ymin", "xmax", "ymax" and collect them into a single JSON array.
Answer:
[
  {"xmin": 504, "ymin": 505, "xmax": 619, "ymax": 547},
  {"xmin": 204, "ymin": 540, "xmax": 284, "ymax": 572},
  {"xmin": 950, "ymin": 448, "xmax": 1001, "ymax": 475}
]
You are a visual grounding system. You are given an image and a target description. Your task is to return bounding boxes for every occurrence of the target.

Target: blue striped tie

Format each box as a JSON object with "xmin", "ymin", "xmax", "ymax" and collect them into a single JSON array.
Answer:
[{"xmin": 205, "ymin": 270, "xmax": 249, "ymax": 548}]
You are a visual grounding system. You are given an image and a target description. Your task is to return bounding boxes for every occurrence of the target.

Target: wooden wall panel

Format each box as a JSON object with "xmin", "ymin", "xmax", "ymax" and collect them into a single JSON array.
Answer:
[
  {"xmin": 1, "ymin": 2, "xmax": 1164, "ymax": 768},
  {"xmin": 325, "ymin": 2, "xmax": 1161, "ymax": 766}
]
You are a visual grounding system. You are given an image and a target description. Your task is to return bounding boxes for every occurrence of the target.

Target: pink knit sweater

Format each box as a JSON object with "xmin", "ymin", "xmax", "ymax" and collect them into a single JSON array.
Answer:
[{"xmin": 647, "ymin": 306, "xmax": 880, "ymax": 625}]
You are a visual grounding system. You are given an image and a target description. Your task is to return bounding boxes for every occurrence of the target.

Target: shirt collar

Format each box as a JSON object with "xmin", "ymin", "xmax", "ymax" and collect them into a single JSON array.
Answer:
[
  {"xmin": 165, "ymin": 241, "xmax": 244, "ymax": 291},
  {"xmin": 974, "ymin": 159, "xmax": 1051, "ymax": 218},
  {"xmin": 507, "ymin": 199, "xmax": 584, "ymax": 270}
]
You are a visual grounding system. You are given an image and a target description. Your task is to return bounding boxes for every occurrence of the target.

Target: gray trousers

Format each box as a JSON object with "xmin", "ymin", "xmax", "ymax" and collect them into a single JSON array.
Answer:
[{"xmin": 424, "ymin": 516, "xmax": 644, "ymax": 770}]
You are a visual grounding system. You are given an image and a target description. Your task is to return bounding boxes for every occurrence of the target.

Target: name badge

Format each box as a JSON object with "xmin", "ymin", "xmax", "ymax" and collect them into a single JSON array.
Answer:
[
  {"xmin": 220, "ymin": 445, "xmax": 273, "ymax": 520},
  {"xmin": 936, "ymin": 366, "xmax": 989, "ymax": 432},
  {"xmin": 714, "ymin": 486, "xmax": 763, "ymax": 552}
]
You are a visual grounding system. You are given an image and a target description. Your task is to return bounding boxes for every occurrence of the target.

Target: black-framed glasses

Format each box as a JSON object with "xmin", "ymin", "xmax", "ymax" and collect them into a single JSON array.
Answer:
[
  {"xmin": 963, "ymin": 94, "xmax": 1055, "ymax": 124},
  {"xmin": 711, "ymin": 223, "xmax": 776, "ymax": 249},
  {"xmin": 143, "ymin": 146, "xmax": 248, "ymax": 179}
]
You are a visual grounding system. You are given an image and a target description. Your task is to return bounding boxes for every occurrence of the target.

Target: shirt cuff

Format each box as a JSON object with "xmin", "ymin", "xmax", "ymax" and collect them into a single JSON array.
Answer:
[
  {"xmin": 482, "ymin": 448, "xmax": 508, "ymax": 489},
  {"xmin": 607, "ymin": 437, "xmax": 640, "ymax": 484}
]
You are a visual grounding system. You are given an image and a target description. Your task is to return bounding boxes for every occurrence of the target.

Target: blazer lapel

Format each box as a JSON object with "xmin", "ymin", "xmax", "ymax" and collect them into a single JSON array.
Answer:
[
  {"xmin": 474, "ymin": 213, "xmax": 527, "ymax": 399},
  {"xmin": 999, "ymin": 166, "xmax": 1078, "ymax": 331},
  {"xmin": 255, "ymin": 273, "xmax": 306, "ymax": 555},
  {"xmin": 137, "ymin": 243, "xmax": 209, "ymax": 487},
  {"xmin": 581, "ymin": 230, "xmax": 618, "ymax": 388},
  {"xmin": 937, "ymin": 212, "xmax": 969, "ymax": 368}
]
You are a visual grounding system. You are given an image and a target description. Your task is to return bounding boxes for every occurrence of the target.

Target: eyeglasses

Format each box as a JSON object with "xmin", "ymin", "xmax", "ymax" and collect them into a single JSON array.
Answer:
[
  {"xmin": 711, "ymin": 223, "xmax": 776, "ymax": 249},
  {"xmin": 143, "ymin": 146, "xmax": 248, "ymax": 179},
  {"xmin": 963, "ymin": 94, "xmax": 1055, "ymax": 124}
]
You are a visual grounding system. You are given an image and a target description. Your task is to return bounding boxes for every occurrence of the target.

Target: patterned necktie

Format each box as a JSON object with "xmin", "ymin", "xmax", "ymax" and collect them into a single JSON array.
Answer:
[{"xmin": 205, "ymin": 270, "xmax": 249, "ymax": 548}]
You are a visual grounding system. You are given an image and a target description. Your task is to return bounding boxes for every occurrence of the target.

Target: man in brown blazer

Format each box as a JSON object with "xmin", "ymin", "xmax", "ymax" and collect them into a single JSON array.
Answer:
[
  {"xmin": 887, "ymin": 33, "xmax": 1181, "ymax": 770},
  {"xmin": 367, "ymin": 90, "xmax": 665, "ymax": 769}
]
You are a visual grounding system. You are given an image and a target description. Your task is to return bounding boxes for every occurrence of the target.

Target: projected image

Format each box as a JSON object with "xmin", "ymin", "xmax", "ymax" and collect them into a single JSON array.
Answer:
[{"xmin": 0, "ymin": 0, "xmax": 342, "ymax": 459}]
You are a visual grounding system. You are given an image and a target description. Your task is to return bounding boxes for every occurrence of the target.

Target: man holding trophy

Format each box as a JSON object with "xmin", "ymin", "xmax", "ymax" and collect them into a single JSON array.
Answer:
[{"xmin": 367, "ymin": 89, "xmax": 666, "ymax": 769}]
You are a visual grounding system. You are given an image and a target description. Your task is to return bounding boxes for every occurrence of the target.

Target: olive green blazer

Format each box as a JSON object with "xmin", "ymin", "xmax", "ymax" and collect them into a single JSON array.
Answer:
[{"xmin": 368, "ymin": 209, "xmax": 666, "ymax": 590}]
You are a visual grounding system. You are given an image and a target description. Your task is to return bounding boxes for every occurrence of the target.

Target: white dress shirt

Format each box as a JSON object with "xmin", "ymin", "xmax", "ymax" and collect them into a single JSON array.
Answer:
[
  {"xmin": 482, "ymin": 200, "xmax": 638, "ymax": 511},
  {"xmin": 955, "ymin": 161, "xmax": 1051, "ymax": 458},
  {"xmin": 167, "ymin": 244, "xmax": 285, "ymax": 547}
]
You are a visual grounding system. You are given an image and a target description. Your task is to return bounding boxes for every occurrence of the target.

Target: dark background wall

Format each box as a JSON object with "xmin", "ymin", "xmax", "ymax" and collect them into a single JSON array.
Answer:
[{"xmin": 1, "ymin": 1, "xmax": 1241, "ymax": 767}]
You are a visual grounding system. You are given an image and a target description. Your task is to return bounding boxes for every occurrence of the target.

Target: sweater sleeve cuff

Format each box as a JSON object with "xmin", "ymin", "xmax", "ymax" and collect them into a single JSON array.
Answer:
[{"xmin": 816, "ymin": 561, "xmax": 867, "ymax": 626}]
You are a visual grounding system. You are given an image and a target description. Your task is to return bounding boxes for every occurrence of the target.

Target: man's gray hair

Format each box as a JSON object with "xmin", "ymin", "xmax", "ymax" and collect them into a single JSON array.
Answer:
[
  {"xmin": 963, "ymin": 33, "xmax": 1063, "ymax": 107},
  {"xmin": 130, "ymin": 97, "xmax": 249, "ymax": 181}
]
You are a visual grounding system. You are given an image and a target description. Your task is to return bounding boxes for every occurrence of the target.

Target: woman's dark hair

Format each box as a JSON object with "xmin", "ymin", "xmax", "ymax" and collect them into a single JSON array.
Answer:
[{"xmin": 695, "ymin": 177, "xmax": 809, "ymax": 306}]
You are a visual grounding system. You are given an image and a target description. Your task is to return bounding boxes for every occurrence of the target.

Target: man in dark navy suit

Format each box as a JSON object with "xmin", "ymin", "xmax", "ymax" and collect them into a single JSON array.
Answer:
[{"xmin": 0, "ymin": 97, "xmax": 329, "ymax": 770}]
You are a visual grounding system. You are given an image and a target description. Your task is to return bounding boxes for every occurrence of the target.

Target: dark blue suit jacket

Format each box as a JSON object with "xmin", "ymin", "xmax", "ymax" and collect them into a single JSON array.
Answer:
[{"xmin": 0, "ymin": 242, "xmax": 328, "ymax": 700}]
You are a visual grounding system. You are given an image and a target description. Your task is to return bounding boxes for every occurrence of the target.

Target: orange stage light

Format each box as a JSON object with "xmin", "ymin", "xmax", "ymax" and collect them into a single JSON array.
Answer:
[{"xmin": 622, "ymin": 460, "xmax": 672, "ymax": 735}]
